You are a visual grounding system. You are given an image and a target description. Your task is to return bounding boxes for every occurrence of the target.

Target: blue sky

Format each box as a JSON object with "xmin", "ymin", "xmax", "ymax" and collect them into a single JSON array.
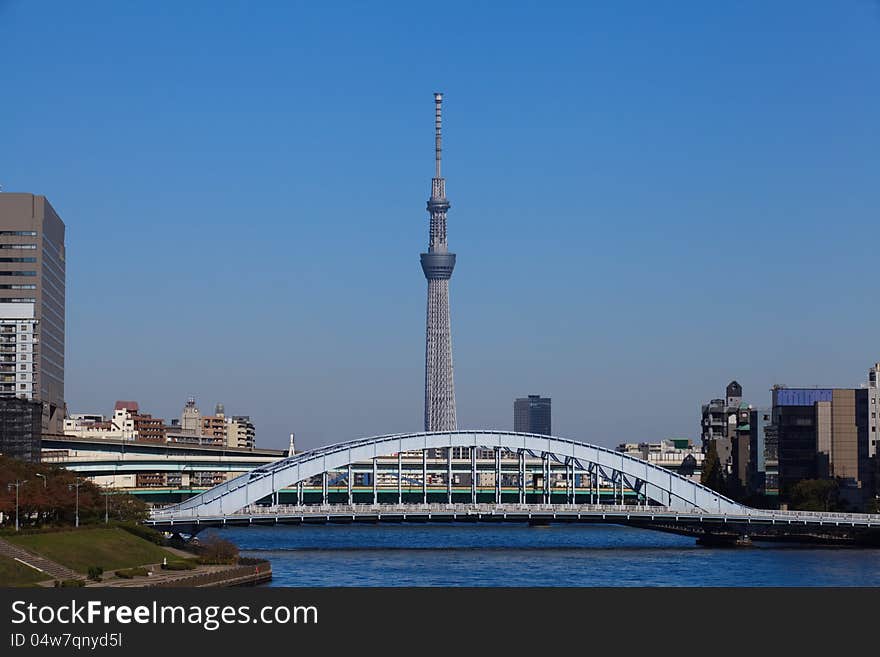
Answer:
[{"xmin": 1, "ymin": 1, "xmax": 878, "ymax": 450}]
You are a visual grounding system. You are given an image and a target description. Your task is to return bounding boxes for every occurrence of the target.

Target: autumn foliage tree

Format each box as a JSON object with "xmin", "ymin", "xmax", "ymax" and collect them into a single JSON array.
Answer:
[{"xmin": 0, "ymin": 456, "xmax": 147, "ymax": 529}]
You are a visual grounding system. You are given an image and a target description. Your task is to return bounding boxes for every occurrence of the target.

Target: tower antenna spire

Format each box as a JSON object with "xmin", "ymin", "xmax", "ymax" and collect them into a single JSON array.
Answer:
[{"xmin": 434, "ymin": 92, "xmax": 443, "ymax": 178}]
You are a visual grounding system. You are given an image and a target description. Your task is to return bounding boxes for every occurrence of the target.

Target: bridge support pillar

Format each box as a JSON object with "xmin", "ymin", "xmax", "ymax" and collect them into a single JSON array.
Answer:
[
  {"xmin": 372, "ymin": 458, "xmax": 378, "ymax": 505},
  {"xmin": 322, "ymin": 471, "xmax": 328, "ymax": 505},
  {"xmin": 348, "ymin": 464, "xmax": 353, "ymax": 505},
  {"xmin": 398, "ymin": 452, "xmax": 403, "ymax": 505}
]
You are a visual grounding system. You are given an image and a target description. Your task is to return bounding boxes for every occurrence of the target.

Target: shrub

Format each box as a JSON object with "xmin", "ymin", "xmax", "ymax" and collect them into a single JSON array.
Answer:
[
  {"xmin": 115, "ymin": 567, "xmax": 149, "ymax": 579},
  {"xmin": 161, "ymin": 561, "xmax": 195, "ymax": 571},
  {"xmin": 87, "ymin": 566, "xmax": 103, "ymax": 581},
  {"xmin": 194, "ymin": 535, "xmax": 239, "ymax": 564},
  {"xmin": 115, "ymin": 522, "xmax": 165, "ymax": 545},
  {"xmin": 60, "ymin": 579, "xmax": 85, "ymax": 587}
]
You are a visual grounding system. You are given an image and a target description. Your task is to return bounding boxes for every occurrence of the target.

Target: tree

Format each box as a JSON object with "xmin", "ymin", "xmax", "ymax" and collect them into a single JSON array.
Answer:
[
  {"xmin": 700, "ymin": 441, "xmax": 726, "ymax": 495},
  {"xmin": 110, "ymin": 494, "xmax": 149, "ymax": 523},
  {"xmin": 787, "ymin": 479, "xmax": 842, "ymax": 512},
  {"xmin": 196, "ymin": 534, "xmax": 240, "ymax": 564}
]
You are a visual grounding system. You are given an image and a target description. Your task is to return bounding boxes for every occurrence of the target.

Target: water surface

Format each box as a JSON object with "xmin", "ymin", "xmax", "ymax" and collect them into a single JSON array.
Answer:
[{"xmin": 205, "ymin": 524, "xmax": 880, "ymax": 586}]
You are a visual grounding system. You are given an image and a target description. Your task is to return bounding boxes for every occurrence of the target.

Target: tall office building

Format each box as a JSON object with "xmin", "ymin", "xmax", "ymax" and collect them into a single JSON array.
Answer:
[
  {"xmin": 868, "ymin": 362, "xmax": 879, "ymax": 458},
  {"xmin": 0, "ymin": 193, "xmax": 65, "ymax": 435},
  {"xmin": 514, "ymin": 395, "xmax": 551, "ymax": 436},
  {"xmin": 772, "ymin": 386, "xmax": 870, "ymax": 501},
  {"xmin": 748, "ymin": 408, "xmax": 778, "ymax": 496},
  {"xmin": 421, "ymin": 92, "xmax": 457, "ymax": 432}
]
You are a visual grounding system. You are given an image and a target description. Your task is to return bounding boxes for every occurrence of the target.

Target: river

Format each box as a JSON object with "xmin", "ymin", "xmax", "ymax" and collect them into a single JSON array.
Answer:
[{"xmin": 201, "ymin": 523, "xmax": 880, "ymax": 586}]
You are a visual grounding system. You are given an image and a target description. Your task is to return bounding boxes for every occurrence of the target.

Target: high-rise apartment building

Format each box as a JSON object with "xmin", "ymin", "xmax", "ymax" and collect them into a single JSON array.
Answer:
[
  {"xmin": 0, "ymin": 303, "xmax": 38, "ymax": 401},
  {"xmin": 514, "ymin": 395, "xmax": 551, "ymax": 436},
  {"xmin": 201, "ymin": 405, "xmax": 227, "ymax": 446},
  {"xmin": 226, "ymin": 416, "xmax": 256, "ymax": 450},
  {"xmin": 0, "ymin": 193, "xmax": 66, "ymax": 434}
]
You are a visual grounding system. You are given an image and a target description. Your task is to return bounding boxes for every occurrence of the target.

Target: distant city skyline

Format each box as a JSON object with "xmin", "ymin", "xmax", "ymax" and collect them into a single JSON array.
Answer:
[{"xmin": 1, "ymin": 2, "xmax": 878, "ymax": 451}]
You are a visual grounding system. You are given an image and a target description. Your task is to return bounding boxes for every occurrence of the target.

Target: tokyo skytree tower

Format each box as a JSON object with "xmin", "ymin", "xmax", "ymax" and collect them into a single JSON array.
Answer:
[{"xmin": 420, "ymin": 92, "xmax": 457, "ymax": 432}]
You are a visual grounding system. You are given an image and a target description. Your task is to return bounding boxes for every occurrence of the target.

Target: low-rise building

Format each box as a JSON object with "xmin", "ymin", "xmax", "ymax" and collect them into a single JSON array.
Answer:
[
  {"xmin": 64, "ymin": 407, "xmax": 137, "ymax": 440},
  {"xmin": 616, "ymin": 439, "xmax": 704, "ymax": 481}
]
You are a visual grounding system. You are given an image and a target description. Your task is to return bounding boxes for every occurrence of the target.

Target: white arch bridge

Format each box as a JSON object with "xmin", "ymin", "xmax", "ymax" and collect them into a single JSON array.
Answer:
[{"xmin": 147, "ymin": 431, "xmax": 880, "ymax": 545}]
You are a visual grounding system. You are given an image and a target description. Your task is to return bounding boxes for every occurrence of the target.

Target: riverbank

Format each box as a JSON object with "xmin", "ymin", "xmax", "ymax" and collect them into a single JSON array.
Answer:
[
  {"xmin": 84, "ymin": 557, "xmax": 272, "ymax": 588},
  {"xmin": 0, "ymin": 525, "xmax": 270, "ymax": 587}
]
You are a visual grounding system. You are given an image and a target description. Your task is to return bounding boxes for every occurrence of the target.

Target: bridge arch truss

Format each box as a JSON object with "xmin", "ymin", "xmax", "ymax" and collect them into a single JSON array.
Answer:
[{"xmin": 153, "ymin": 431, "xmax": 745, "ymax": 519}]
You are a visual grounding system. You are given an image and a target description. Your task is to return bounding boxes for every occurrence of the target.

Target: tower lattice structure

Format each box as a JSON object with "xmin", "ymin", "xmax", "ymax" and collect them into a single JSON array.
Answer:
[{"xmin": 420, "ymin": 92, "xmax": 457, "ymax": 432}]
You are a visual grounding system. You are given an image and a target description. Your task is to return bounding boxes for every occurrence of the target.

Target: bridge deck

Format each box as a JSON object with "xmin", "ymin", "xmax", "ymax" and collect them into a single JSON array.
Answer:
[{"xmin": 147, "ymin": 503, "xmax": 880, "ymax": 531}]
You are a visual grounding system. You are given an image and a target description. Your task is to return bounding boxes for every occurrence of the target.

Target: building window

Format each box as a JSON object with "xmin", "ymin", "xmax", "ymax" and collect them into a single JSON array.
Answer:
[
  {"xmin": 0, "ymin": 231, "xmax": 37, "ymax": 236},
  {"xmin": 0, "ymin": 258, "xmax": 37, "ymax": 263}
]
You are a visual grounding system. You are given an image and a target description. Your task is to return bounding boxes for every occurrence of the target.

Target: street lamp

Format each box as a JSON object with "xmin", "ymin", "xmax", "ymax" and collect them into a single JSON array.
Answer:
[
  {"xmin": 102, "ymin": 484, "xmax": 112, "ymax": 524},
  {"xmin": 35, "ymin": 473, "xmax": 46, "ymax": 489},
  {"xmin": 7, "ymin": 480, "xmax": 28, "ymax": 532},
  {"xmin": 68, "ymin": 479, "xmax": 83, "ymax": 528}
]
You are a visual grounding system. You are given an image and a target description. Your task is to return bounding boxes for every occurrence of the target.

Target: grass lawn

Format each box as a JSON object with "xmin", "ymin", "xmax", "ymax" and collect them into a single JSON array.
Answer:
[
  {"xmin": 8, "ymin": 528, "xmax": 180, "ymax": 574},
  {"xmin": 0, "ymin": 554, "xmax": 51, "ymax": 587}
]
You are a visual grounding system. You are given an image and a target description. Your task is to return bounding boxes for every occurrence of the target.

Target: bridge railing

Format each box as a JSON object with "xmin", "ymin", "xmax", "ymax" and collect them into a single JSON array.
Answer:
[
  {"xmin": 153, "ymin": 502, "xmax": 700, "ymax": 519},
  {"xmin": 757, "ymin": 509, "xmax": 880, "ymax": 523}
]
